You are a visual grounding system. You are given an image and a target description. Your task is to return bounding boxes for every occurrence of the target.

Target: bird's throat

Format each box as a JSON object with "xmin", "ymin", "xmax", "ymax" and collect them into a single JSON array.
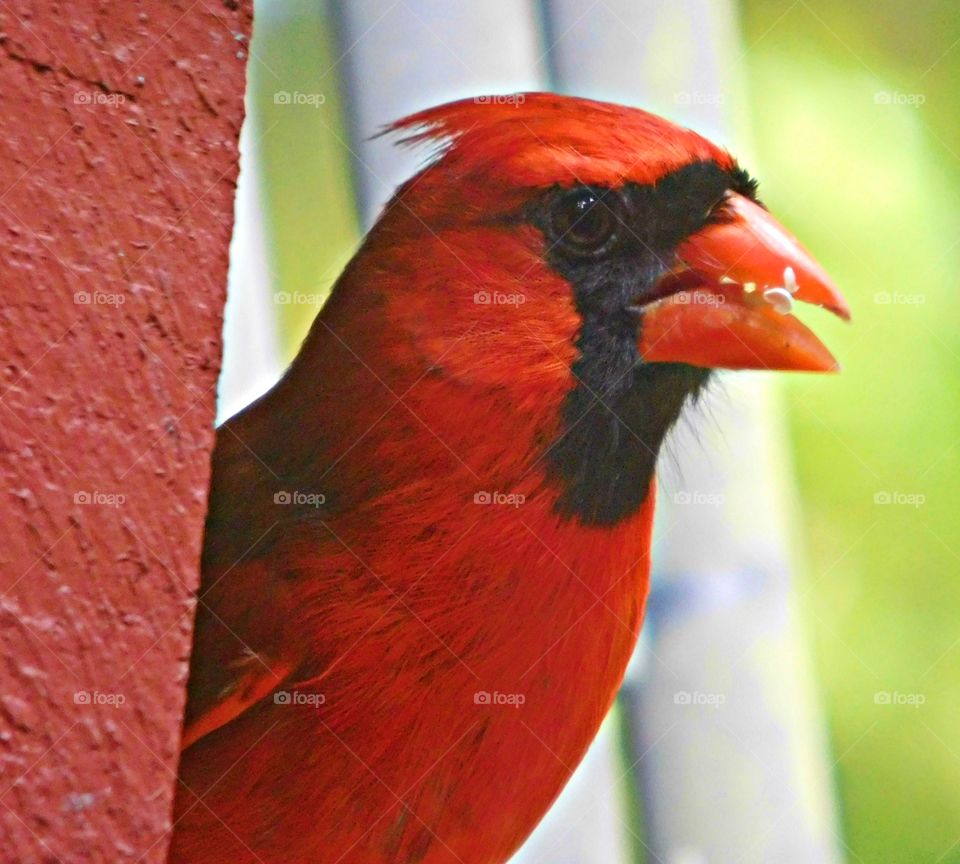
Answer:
[{"xmin": 546, "ymin": 326, "xmax": 710, "ymax": 526}]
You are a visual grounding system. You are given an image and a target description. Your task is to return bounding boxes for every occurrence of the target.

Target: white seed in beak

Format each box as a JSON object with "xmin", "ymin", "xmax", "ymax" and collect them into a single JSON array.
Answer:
[
  {"xmin": 783, "ymin": 266, "xmax": 798, "ymax": 295},
  {"xmin": 763, "ymin": 287, "xmax": 795, "ymax": 315}
]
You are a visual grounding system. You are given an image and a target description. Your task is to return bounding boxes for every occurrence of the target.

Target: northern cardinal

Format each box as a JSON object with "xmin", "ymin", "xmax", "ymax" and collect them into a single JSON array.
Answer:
[{"xmin": 169, "ymin": 93, "xmax": 848, "ymax": 864}]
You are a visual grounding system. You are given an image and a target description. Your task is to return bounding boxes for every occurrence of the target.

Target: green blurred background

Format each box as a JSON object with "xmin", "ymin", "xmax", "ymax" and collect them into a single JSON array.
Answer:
[
  {"xmin": 230, "ymin": 2, "xmax": 960, "ymax": 860},
  {"xmin": 742, "ymin": 2, "xmax": 960, "ymax": 862}
]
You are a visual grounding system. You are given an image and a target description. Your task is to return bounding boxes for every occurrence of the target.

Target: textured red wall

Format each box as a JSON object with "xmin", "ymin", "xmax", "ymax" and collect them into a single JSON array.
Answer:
[{"xmin": 0, "ymin": 3, "xmax": 251, "ymax": 861}]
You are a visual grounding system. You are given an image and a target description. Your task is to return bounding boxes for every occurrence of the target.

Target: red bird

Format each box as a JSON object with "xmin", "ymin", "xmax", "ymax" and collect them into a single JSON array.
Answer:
[{"xmin": 170, "ymin": 93, "xmax": 848, "ymax": 864}]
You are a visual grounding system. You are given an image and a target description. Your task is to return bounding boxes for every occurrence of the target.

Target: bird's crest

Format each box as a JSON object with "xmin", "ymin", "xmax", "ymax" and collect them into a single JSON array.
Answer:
[{"xmin": 385, "ymin": 91, "xmax": 733, "ymax": 189}]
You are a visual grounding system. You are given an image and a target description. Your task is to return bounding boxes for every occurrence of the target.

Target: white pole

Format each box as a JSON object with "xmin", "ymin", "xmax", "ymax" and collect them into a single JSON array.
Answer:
[{"xmin": 332, "ymin": 0, "xmax": 546, "ymax": 225}]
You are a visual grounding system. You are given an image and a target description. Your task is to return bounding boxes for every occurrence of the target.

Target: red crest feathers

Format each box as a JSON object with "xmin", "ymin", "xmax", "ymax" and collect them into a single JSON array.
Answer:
[{"xmin": 387, "ymin": 91, "xmax": 734, "ymax": 190}]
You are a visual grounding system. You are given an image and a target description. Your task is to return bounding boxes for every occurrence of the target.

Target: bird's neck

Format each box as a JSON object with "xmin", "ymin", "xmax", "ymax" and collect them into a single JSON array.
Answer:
[
  {"xmin": 252, "ymin": 289, "xmax": 707, "ymax": 534},
  {"xmin": 549, "ymin": 358, "xmax": 711, "ymax": 525}
]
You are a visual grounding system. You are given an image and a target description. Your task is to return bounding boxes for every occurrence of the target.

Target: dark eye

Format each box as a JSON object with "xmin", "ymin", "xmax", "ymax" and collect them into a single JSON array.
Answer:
[
  {"xmin": 547, "ymin": 187, "xmax": 623, "ymax": 257},
  {"xmin": 705, "ymin": 192, "xmax": 736, "ymax": 224}
]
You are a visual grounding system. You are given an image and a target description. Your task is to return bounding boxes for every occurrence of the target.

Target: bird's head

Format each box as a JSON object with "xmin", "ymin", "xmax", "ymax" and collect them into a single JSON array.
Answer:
[{"xmin": 340, "ymin": 93, "xmax": 849, "ymax": 524}]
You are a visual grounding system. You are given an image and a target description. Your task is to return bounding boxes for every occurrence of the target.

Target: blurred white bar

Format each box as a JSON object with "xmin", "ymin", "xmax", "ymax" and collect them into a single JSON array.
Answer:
[
  {"xmin": 545, "ymin": 1, "xmax": 843, "ymax": 862},
  {"xmin": 544, "ymin": 0, "xmax": 746, "ymax": 144},
  {"xmin": 218, "ymin": 112, "xmax": 283, "ymax": 423},
  {"xmin": 515, "ymin": 712, "xmax": 632, "ymax": 864},
  {"xmin": 332, "ymin": 0, "xmax": 545, "ymax": 224},
  {"xmin": 634, "ymin": 379, "xmax": 842, "ymax": 864}
]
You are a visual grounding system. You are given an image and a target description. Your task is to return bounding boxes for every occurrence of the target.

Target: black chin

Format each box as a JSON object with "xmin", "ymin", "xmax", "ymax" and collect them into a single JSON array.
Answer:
[{"xmin": 545, "ymin": 308, "xmax": 710, "ymax": 525}]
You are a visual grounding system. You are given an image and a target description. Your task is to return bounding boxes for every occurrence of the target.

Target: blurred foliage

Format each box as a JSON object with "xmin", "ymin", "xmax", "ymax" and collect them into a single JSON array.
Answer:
[{"xmin": 739, "ymin": 1, "xmax": 960, "ymax": 861}]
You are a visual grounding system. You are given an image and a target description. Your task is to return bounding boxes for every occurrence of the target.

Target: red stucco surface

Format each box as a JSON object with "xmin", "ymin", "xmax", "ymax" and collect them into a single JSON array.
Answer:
[{"xmin": 0, "ymin": 3, "xmax": 251, "ymax": 861}]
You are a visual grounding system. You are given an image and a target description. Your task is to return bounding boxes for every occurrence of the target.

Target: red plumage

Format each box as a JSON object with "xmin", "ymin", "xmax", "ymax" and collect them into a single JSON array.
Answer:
[{"xmin": 170, "ymin": 93, "xmax": 846, "ymax": 863}]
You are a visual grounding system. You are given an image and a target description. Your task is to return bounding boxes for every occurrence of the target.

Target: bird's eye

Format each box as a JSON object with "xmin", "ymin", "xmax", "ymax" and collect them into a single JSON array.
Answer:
[
  {"xmin": 547, "ymin": 187, "xmax": 623, "ymax": 257},
  {"xmin": 705, "ymin": 192, "xmax": 735, "ymax": 224}
]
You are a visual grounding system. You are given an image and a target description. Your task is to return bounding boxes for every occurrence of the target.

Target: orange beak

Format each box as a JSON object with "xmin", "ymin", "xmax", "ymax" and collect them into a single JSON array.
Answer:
[{"xmin": 638, "ymin": 193, "xmax": 850, "ymax": 372}]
